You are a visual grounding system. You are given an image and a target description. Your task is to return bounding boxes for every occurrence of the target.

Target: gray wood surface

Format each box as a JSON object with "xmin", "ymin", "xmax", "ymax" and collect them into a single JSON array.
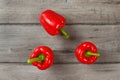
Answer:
[
  {"xmin": 0, "ymin": 25, "xmax": 120, "ymax": 63},
  {"xmin": 0, "ymin": 0, "xmax": 120, "ymax": 80},
  {"xmin": 0, "ymin": 63, "xmax": 120, "ymax": 80},
  {"xmin": 0, "ymin": 0, "xmax": 120, "ymax": 24}
]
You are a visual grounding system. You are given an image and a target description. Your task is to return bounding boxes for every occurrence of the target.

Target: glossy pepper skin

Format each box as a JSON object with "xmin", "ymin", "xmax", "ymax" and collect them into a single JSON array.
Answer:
[
  {"xmin": 27, "ymin": 46, "xmax": 54, "ymax": 70},
  {"xmin": 40, "ymin": 9, "xmax": 70, "ymax": 39},
  {"xmin": 75, "ymin": 42, "xmax": 100, "ymax": 64}
]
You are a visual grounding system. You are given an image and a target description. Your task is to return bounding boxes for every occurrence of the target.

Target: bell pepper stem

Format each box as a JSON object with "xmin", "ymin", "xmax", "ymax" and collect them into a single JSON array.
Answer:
[
  {"xmin": 27, "ymin": 54, "xmax": 45, "ymax": 64},
  {"xmin": 85, "ymin": 51, "xmax": 100, "ymax": 57},
  {"xmin": 60, "ymin": 28, "xmax": 70, "ymax": 39}
]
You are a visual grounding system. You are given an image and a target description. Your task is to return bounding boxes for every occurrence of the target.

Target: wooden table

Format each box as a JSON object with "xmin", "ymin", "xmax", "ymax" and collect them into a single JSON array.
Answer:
[{"xmin": 0, "ymin": 0, "xmax": 120, "ymax": 80}]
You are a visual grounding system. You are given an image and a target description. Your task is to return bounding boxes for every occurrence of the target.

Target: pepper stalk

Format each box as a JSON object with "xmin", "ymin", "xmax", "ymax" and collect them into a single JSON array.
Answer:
[{"xmin": 27, "ymin": 54, "xmax": 45, "ymax": 64}]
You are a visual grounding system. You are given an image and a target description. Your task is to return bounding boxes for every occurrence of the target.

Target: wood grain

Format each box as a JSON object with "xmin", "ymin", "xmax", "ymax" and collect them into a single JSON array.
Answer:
[
  {"xmin": 0, "ymin": 63, "xmax": 120, "ymax": 80},
  {"xmin": 0, "ymin": 0, "xmax": 120, "ymax": 79},
  {"xmin": 0, "ymin": 0, "xmax": 120, "ymax": 24},
  {"xmin": 0, "ymin": 24, "xmax": 119, "ymax": 63}
]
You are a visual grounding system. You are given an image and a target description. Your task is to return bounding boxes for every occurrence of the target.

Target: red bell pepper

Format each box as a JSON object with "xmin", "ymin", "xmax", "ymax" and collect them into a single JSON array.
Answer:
[
  {"xmin": 75, "ymin": 42, "xmax": 100, "ymax": 64},
  {"xmin": 40, "ymin": 9, "xmax": 70, "ymax": 39},
  {"xmin": 27, "ymin": 46, "xmax": 54, "ymax": 70}
]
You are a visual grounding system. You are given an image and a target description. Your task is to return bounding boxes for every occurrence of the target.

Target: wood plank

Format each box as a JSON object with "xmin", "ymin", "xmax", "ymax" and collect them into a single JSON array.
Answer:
[
  {"xmin": 0, "ymin": 0, "xmax": 120, "ymax": 24},
  {"xmin": 0, "ymin": 63, "xmax": 120, "ymax": 80},
  {"xmin": 0, "ymin": 24, "xmax": 120, "ymax": 63}
]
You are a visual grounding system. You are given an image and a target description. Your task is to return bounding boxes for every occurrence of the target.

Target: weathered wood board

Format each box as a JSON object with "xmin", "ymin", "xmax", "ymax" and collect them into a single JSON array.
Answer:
[
  {"xmin": 0, "ymin": 63, "xmax": 120, "ymax": 80},
  {"xmin": 0, "ymin": 24, "xmax": 120, "ymax": 63},
  {"xmin": 0, "ymin": 0, "xmax": 120, "ymax": 24}
]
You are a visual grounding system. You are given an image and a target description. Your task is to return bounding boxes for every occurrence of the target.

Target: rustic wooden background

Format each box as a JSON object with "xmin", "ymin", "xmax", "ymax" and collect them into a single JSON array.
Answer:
[{"xmin": 0, "ymin": 0, "xmax": 120, "ymax": 80}]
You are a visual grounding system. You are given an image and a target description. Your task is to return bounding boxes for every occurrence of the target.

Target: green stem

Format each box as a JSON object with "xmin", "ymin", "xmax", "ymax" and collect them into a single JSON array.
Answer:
[
  {"xmin": 60, "ymin": 28, "xmax": 70, "ymax": 39},
  {"xmin": 85, "ymin": 51, "xmax": 100, "ymax": 57},
  {"xmin": 27, "ymin": 54, "xmax": 45, "ymax": 64}
]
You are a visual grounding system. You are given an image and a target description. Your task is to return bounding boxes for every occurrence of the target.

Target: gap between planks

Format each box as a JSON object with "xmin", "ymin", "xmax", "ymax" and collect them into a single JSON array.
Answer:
[
  {"xmin": 0, "ymin": 62, "xmax": 120, "ymax": 65},
  {"xmin": 0, "ymin": 23, "xmax": 120, "ymax": 25}
]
